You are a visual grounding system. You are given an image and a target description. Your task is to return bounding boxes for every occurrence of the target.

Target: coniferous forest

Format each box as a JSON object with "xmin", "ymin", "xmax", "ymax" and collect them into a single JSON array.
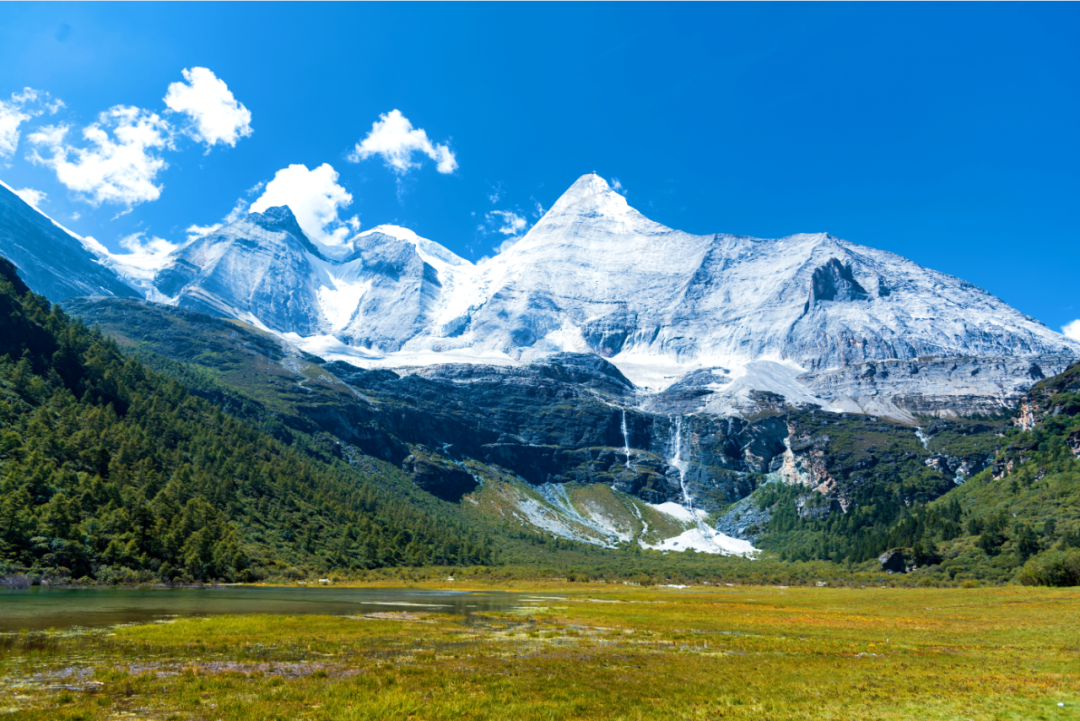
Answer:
[{"xmin": 0, "ymin": 257, "xmax": 492, "ymax": 583}]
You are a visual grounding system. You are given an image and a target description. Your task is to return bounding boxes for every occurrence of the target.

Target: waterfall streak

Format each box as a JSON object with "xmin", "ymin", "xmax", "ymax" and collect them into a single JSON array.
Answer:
[{"xmin": 670, "ymin": 417, "xmax": 693, "ymax": 511}]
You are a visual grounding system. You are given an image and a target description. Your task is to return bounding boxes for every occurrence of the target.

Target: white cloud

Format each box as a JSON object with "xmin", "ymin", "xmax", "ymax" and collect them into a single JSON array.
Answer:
[
  {"xmin": 164, "ymin": 67, "xmax": 252, "ymax": 148},
  {"xmin": 347, "ymin": 109, "xmax": 457, "ymax": 175},
  {"xmin": 487, "ymin": 209, "xmax": 527, "ymax": 236},
  {"xmin": 533, "ymin": 200, "xmax": 546, "ymax": 218},
  {"xmin": 12, "ymin": 187, "xmax": 46, "ymax": 209},
  {"xmin": 1063, "ymin": 319, "xmax": 1080, "ymax": 341},
  {"xmin": 28, "ymin": 105, "xmax": 174, "ymax": 207},
  {"xmin": 182, "ymin": 198, "xmax": 248, "ymax": 244},
  {"xmin": 0, "ymin": 87, "xmax": 64, "ymax": 158},
  {"xmin": 611, "ymin": 178, "xmax": 626, "ymax": 195},
  {"xmin": 185, "ymin": 223, "xmax": 223, "ymax": 242},
  {"xmin": 111, "ymin": 231, "xmax": 179, "ymax": 274},
  {"xmin": 120, "ymin": 231, "xmax": 178, "ymax": 256},
  {"xmin": 495, "ymin": 237, "xmax": 520, "ymax": 254},
  {"xmin": 250, "ymin": 163, "xmax": 358, "ymax": 246},
  {"xmin": 480, "ymin": 209, "xmax": 531, "ymax": 255}
]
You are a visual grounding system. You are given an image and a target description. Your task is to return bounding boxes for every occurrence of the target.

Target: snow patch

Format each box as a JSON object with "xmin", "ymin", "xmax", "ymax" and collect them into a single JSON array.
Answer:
[
  {"xmin": 647, "ymin": 501, "xmax": 701, "ymax": 524},
  {"xmin": 646, "ymin": 527, "xmax": 757, "ymax": 556},
  {"xmin": 317, "ymin": 277, "xmax": 371, "ymax": 332}
]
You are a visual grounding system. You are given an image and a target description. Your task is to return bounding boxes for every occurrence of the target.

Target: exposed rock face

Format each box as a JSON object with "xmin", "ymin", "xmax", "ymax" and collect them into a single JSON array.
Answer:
[
  {"xmin": 879, "ymin": 549, "xmax": 908, "ymax": 573},
  {"xmin": 714, "ymin": 493, "xmax": 772, "ymax": 542},
  {"xmin": 0, "ymin": 181, "xmax": 138, "ymax": 302},
  {"xmin": 809, "ymin": 258, "xmax": 870, "ymax": 304},
  {"xmin": 777, "ymin": 425, "xmax": 840, "ymax": 498},
  {"xmin": 1025, "ymin": 361, "xmax": 1080, "ymax": 422},
  {"xmin": 64, "ymin": 297, "xmax": 1027, "ymax": 550},
  {"xmin": 799, "ymin": 354, "xmax": 1076, "ymax": 419},
  {"xmin": 923, "ymin": 454, "xmax": 990, "ymax": 485},
  {"xmin": 403, "ymin": 451, "xmax": 479, "ymax": 502}
]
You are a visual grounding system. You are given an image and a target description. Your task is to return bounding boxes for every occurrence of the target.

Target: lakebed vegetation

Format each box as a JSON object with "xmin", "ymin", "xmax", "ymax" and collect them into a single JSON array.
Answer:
[{"xmin": 1, "ymin": 582, "xmax": 1077, "ymax": 720}]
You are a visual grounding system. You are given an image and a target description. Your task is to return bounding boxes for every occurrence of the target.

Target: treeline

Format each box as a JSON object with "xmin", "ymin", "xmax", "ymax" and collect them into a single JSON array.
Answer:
[{"xmin": 0, "ymin": 257, "xmax": 492, "ymax": 583}]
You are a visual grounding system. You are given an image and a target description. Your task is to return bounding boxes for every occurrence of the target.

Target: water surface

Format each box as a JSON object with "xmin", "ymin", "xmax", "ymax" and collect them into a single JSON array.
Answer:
[{"xmin": 0, "ymin": 585, "xmax": 526, "ymax": 631}]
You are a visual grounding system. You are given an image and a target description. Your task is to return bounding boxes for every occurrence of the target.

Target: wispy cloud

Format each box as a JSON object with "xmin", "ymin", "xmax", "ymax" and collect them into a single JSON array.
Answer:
[
  {"xmin": 477, "ymin": 208, "xmax": 533, "ymax": 255},
  {"xmin": 347, "ymin": 109, "xmax": 457, "ymax": 175},
  {"xmin": 1063, "ymin": 319, "xmax": 1080, "ymax": 341},
  {"xmin": 486, "ymin": 209, "xmax": 527, "ymax": 236},
  {"xmin": 0, "ymin": 87, "xmax": 63, "ymax": 158},
  {"xmin": 185, "ymin": 223, "xmax": 222, "ymax": 242},
  {"xmin": 164, "ymin": 67, "xmax": 252, "ymax": 148}
]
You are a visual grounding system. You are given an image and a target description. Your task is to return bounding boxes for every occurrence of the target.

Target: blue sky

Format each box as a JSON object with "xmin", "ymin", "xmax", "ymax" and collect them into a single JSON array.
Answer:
[{"xmin": 1, "ymin": 3, "xmax": 1077, "ymax": 336}]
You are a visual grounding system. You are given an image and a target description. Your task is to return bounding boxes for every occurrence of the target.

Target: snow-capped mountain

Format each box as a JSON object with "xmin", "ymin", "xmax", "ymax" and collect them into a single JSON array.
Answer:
[
  {"xmin": 401, "ymin": 174, "xmax": 1075, "ymax": 372},
  {"xmin": 151, "ymin": 206, "xmax": 472, "ymax": 350},
  {"xmin": 2, "ymin": 172, "xmax": 1076, "ymax": 417},
  {"xmin": 153, "ymin": 206, "xmax": 329, "ymax": 335},
  {"xmin": 0, "ymin": 181, "xmax": 138, "ymax": 302}
]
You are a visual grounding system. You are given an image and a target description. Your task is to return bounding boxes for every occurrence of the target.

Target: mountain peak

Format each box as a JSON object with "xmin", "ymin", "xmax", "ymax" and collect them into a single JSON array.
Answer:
[
  {"xmin": 247, "ymin": 204, "xmax": 302, "ymax": 232},
  {"xmin": 346, "ymin": 224, "xmax": 471, "ymax": 271},
  {"xmin": 238, "ymin": 205, "xmax": 327, "ymax": 259},
  {"xmin": 546, "ymin": 173, "xmax": 631, "ymax": 220}
]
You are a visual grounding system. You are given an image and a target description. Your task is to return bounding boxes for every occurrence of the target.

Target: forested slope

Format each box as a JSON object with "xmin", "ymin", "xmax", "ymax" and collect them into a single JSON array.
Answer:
[
  {"xmin": 750, "ymin": 362, "xmax": 1080, "ymax": 584},
  {"xmin": 0, "ymin": 257, "xmax": 492, "ymax": 583}
]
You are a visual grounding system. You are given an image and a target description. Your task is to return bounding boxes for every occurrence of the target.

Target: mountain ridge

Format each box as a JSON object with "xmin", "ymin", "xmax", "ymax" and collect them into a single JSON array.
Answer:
[{"xmin": 1, "ymin": 172, "xmax": 1076, "ymax": 419}]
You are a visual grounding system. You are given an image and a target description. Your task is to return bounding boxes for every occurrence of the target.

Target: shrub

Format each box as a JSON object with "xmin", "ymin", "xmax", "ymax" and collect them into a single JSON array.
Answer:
[{"xmin": 1017, "ymin": 549, "xmax": 1080, "ymax": 587}]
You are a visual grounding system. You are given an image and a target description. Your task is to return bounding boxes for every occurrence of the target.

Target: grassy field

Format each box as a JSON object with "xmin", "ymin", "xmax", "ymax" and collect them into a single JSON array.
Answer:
[{"xmin": 1, "ymin": 583, "xmax": 1077, "ymax": 720}]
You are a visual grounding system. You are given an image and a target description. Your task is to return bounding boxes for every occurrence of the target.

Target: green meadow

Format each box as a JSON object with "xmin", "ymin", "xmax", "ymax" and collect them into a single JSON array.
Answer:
[{"xmin": 2, "ymin": 583, "xmax": 1077, "ymax": 720}]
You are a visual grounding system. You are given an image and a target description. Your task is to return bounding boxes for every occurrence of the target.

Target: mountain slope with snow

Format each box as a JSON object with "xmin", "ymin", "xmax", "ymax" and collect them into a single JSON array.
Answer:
[
  {"xmin": 144, "ymin": 174, "xmax": 1080, "ymax": 416},
  {"xmin": 151, "ymin": 208, "xmax": 473, "ymax": 346},
  {"xmin": 2, "ymin": 171, "xmax": 1075, "ymax": 418},
  {"xmin": 402, "ymin": 174, "xmax": 1076, "ymax": 377},
  {"xmin": 0, "ymin": 181, "xmax": 139, "ymax": 302}
]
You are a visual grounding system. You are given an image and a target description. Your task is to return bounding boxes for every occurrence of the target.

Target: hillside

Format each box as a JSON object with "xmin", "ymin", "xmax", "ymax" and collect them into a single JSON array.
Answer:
[
  {"xmin": 0, "ymin": 257, "xmax": 492, "ymax": 584},
  {"xmin": 64, "ymin": 295, "xmax": 1028, "ymax": 566},
  {"xmin": 10, "ymin": 266, "xmax": 1080, "ymax": 585},
  {"xmin": 742, "ymin": 361, "xmax": 1080, "ymax": 584}
]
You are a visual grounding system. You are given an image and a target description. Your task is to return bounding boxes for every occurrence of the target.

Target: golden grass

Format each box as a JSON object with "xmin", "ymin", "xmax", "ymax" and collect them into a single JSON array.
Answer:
[{"xmin": 1, "ymin": 584, "xmax": 1078, "ymax": 720}]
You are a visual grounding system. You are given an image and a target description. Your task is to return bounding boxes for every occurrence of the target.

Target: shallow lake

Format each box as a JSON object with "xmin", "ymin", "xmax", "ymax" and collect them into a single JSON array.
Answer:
[{"xmin": 0, "ymin": 586, "xmax": 537, "ymax": 632}]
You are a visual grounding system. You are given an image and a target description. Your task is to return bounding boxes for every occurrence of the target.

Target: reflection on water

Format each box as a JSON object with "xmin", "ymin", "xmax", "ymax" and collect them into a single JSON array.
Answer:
[{"xmin": 0, "ymin": 586, "xmax": 524, "ymax": 632}]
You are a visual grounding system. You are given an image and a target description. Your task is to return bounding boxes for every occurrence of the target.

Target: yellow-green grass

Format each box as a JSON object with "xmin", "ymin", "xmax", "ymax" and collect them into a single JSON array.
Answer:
[{"xmin": 2, "ymin": 584, "xmax": 1078, "ymax": 720}]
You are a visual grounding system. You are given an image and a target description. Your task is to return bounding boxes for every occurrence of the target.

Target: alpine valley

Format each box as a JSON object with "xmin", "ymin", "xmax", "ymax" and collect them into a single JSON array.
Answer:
[{"xmin": 2, "ymin": 174, "xmax": 1079, "ymax": 585}]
